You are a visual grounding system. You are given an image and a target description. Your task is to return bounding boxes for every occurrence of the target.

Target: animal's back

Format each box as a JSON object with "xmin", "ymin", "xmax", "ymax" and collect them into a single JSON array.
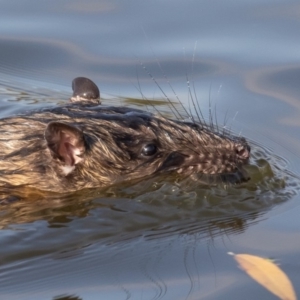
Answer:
[{"xmin": 0, "ymin": 78, "xmax": 251, "ymax": 194}]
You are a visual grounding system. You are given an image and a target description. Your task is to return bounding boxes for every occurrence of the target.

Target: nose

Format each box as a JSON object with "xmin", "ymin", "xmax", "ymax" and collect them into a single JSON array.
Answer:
[{"xmin": 235, "ymin": 143, "xmax": 250, "ymax": 161}]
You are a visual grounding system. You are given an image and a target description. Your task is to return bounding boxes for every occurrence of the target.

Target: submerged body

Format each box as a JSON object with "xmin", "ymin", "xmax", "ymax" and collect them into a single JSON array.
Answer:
[{"xmin": 0, "ymin": 78, "xmax": 250, "ymax": 193}]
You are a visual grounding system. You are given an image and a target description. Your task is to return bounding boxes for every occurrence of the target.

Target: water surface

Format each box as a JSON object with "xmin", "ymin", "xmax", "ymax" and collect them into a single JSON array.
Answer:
[{"xmin": 0, "ymin": 0, "xmax": 300, "ymax": 299}]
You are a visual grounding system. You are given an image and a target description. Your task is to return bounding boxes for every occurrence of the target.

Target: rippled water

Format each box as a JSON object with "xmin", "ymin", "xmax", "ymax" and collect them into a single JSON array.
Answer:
[{"xmin": 1, "ymin": 1, "xmax": 300, "ymax": 299}]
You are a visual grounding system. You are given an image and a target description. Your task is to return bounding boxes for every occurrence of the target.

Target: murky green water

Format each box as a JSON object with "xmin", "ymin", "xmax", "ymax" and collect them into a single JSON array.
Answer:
[{"xmin": 0, "ymin": 1, "xmax": 300, "ymax": 299}]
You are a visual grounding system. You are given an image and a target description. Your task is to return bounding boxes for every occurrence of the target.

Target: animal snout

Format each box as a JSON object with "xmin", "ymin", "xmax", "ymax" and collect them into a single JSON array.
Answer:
[{"xmin": 235, "ymin": 143, "xmax": 250, "ymax": 161}]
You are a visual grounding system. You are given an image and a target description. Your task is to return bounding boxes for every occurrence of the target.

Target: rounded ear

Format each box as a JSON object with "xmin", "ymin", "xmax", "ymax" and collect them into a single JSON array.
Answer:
[
  {"xmin": 70, "ymin": 77, "xmax": 100, "ymax": 105},
  {"xmin": 45, "ymin": 122, "xmax": 86, "ymax": 167}
]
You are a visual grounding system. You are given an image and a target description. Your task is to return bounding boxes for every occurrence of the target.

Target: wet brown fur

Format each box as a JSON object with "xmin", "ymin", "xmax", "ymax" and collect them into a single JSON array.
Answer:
[{"xmin": 0, "ymin": 100, "xmax": 250, "ymax": 193}]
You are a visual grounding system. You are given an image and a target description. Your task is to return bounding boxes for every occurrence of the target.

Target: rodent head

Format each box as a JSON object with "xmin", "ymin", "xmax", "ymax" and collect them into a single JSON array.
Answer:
[
  {"xmin": 44, "ymin": 107, "xmax": 250, "ymax": 189},
  {"xmin": 0, "ymin": 77, "xmax": 250, "ymax": 193}
]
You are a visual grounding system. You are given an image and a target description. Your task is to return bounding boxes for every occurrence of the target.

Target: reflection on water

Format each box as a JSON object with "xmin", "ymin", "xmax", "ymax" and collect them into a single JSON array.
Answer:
[
  {"xmin": 0, "ymin": 88, "xmax": 299, "ymax": 299},
  {"xmin": 0, "ymin": 78, "xmax": 299, "ymax": 300},
  {"xmin": 1, "ymin": 0, "xmax": 300, "ymax": 299},
  {"xmin": 0, "ymin": 137, "xmax": 298, "ymax": 250},
  {"xmin": 53, "ymin": 295, "xmax": 82, "ymax": 300}
]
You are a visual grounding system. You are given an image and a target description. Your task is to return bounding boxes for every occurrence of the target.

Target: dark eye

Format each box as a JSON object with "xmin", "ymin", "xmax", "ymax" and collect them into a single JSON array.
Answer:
[{"xmin": 141, "ymin": 144, "xmax": 157, "ymax": 156}]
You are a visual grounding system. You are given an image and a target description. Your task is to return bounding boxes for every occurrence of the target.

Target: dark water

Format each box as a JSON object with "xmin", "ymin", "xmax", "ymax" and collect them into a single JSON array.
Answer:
[{"xmin": 0, "ymin": 1, "xmax": 300, "ymax": 299}]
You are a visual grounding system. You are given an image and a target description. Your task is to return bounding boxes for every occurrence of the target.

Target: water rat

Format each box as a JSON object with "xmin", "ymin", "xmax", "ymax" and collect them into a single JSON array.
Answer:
[{"xmin": 0, "ymin": 77, "xmax": 250, "ymax": 192}]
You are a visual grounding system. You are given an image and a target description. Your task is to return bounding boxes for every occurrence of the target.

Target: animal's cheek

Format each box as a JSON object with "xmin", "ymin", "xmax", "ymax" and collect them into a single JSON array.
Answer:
[{"xmin": 156, "ymin": 152, "xmax": 188, "ymax": 172}]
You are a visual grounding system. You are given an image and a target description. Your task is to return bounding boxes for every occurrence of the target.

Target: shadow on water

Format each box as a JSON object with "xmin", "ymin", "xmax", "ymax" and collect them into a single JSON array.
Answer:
[
  {"xmin": 0, "ymin": 77, "xmax": 299, "ymax": 299},
  {"xmin": 0, "ymin": 0, "xmax": 299, "ymax": 298},
  {"xmin": 0, "ymin": 84, "xmax": 298, "ymax": 299},
  {"xmin": 0, "ymin": 137, "xmax": 298, "ymax": 243},
  {"xmin": 53, "ymin": 295, "xmax": 82, "ymax": 300},
  {"xmin": 0, "ymin": 143, "xmax": 299, "ymax": 299}
]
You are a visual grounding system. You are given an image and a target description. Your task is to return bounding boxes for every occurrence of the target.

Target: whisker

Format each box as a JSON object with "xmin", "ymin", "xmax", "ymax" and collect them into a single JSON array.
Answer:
[
  {"xmin": 208, "ymin": 83, "xmax": 214, "ymax": 132},
  {"xmin": 139, "ymin": 30, "xmax": 190, "ymax": 120},
  {"xmin": 190, "ymin": 41, "xmax": 206, "ymax": 126},
  {"xmin": 213, "ymin": 103, "xmax": 219, "ymax": 135},
  {"xmin": 151, "ymin": 51, "xmax": 190, "ymax": 119},
  {"xmin": 138, "ymin": 60, "xmax": 183, "ymax": 120},
  {"xmin": 134, "ymin": 65, "xmax": 162, "ymax": 116},
  {"xmin": 192, "ymin": 80, "xmax": 206, "ymax": 129},
  {"xmin": 186, "ymin": 73, "xmax": 199, "ymax": 123},
  {"xmin": 222, "ymin": 109, "xmax": 230, "ymax": 137}
]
